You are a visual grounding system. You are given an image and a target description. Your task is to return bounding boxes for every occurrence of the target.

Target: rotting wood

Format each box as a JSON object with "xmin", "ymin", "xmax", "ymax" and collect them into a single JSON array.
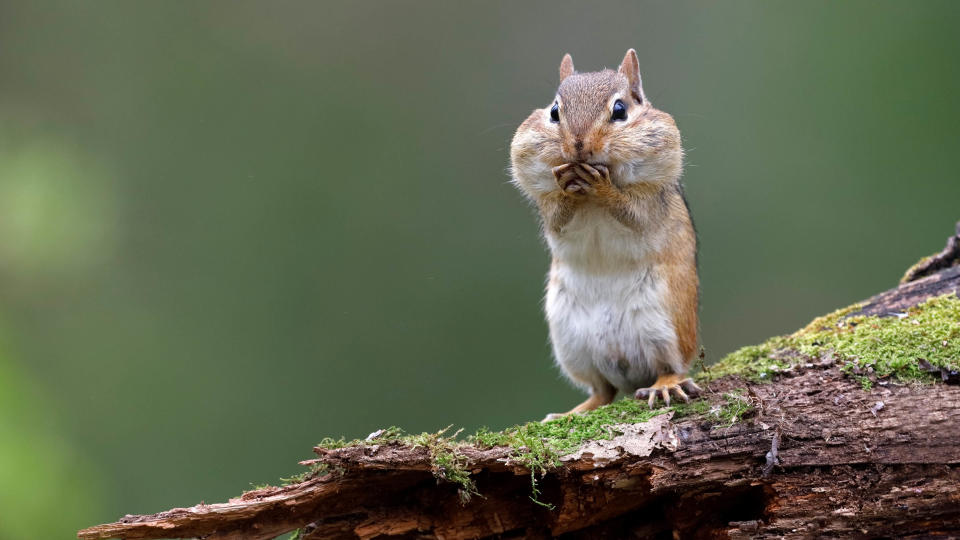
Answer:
[{"xmin": 79, "ymin": 222, "xmax": 960, "ymax": 540}]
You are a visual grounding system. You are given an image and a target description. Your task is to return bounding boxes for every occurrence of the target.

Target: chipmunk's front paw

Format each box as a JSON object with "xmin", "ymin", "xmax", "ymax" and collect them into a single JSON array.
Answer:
[
  {"xmin": 635, "ymin": 374, "xmax": 702, "ymax": 408},
  {"xmin": 574, "ymin": 163, "xmax": 612, "ymax": 190},
  {"xmin": 552, "ymin": 163, "xmax": 589, "ymax": 195}
]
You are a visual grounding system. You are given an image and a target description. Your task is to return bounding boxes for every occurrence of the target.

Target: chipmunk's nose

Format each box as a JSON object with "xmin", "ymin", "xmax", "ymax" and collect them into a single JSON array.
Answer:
[
  {"xmin": 573, "ymin": 139, "xmax": 593, "ymax": 161},
  {"xmin": 562, "ymin": 137, "xmax": 594, "ymax": 162}
]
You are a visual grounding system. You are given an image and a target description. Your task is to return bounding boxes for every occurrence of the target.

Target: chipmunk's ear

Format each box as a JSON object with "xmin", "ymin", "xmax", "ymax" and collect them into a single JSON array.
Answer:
[
  {"xmin": 559, "ymin": 53, "xmax": 575, "ymax": 82},
  {"xmin": 618, "ymin": 49, "xmax": 646, "ymax": 103}
]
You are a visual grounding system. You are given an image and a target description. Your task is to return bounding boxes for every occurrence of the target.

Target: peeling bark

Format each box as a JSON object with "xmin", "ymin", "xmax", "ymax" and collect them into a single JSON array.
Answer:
[{"xmin": 79, "ymin": 224, "xmax": 960, "ymax": 540}]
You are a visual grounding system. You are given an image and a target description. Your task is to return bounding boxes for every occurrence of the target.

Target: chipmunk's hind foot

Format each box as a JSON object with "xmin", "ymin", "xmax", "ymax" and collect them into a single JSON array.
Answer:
[
  {"xmin": 542, "ymin": 385, "xmax": 616, "ymax": 422},
  {"xmin": 634, "ymin": 374, "xmax": 701, "ymax": 408}
]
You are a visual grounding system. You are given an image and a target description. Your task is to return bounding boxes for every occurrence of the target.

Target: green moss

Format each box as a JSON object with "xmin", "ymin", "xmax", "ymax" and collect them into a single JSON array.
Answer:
[
  {"xmin": 712, "ymin": 390, "xmax": 754, "ymax": 427},
  {"xmin": 473, "ymin": 399, "xmax": 669, "ymax": 479},
  {"xmin": 246, "ymin": 463, "xmax": 332, "ymax": 495},
  {"xmin": 279, "ymin": 463, "xmax": 330, "ymax": 486},
  {"xmin": 472, "ymin": 399, "xmax": 700, "ymax": 506},
  {"xmin": 299, "ymin": 397, "xmax": 736, "ymax": 506},
  {"xmin": 668, "ymin": 395, "xmax": 714, "ymax": 418},
  {"xmin": 471, "ymin": 391, "xmax": 744, "ymax": 465},
  {"xmin": 475, "ymin": 399, "xmax": 664, "ymax": 452},
  {"xmin": 706, "ymin": 294, "xmax": 960, "ymax": 386},
  {"xmin": 315, "ymin": 436, "xmax": 350, "ymax": 449},
  {"xmin": 401, "ymin": 426, "xmax": 480, "ymax": 502},
  {"xmin": 314, "ymin": 426, "xmax": 481, "ymax": 501},
  {"xmin": 430, "ymin": 444, "xmax": 477, "ymax": 503},
  {"xmin": 698, "ymin": 341, "xmax": 790, "ymax": 382}
]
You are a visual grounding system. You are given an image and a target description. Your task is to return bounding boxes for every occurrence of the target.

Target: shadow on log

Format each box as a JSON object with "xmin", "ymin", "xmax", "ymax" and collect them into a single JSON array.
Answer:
[{"xmin": 79, "ymin": 223, "xmax": 960, "ymax": 540}]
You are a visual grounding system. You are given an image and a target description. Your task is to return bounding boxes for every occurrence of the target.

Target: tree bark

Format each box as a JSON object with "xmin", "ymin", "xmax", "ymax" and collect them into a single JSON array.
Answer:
[{"xmin": 78, "ymin": 224, "xmax": 960, "ymax": 540}]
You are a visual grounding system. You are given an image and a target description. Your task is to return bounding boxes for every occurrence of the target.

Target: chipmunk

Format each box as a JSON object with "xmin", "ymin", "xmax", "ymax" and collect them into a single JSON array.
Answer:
[{"xmin": 510, "ymin": 49, "xmax": 701, "ymax": 420}]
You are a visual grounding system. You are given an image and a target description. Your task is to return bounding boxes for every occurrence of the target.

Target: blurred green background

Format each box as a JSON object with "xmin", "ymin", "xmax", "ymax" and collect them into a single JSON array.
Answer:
[{"xmin": 1, "ymin": 1, "xmax": 959, "ymax": 536}]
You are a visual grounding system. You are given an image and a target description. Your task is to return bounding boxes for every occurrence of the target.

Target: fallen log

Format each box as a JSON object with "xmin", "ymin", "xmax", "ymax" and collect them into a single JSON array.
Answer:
[{"xmin": 79, "ymin": 222, "xmax": 960, "ymax": 540}]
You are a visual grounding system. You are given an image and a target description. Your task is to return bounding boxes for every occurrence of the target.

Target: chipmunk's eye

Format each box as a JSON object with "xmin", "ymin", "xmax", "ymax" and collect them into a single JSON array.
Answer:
[
  {"xmin": 611, "ymin": 99, "xmax": 627, "ymax": 122},
  {"xmin": 549, "ymin": 102, "xmax": 559, "ymax": 123}
]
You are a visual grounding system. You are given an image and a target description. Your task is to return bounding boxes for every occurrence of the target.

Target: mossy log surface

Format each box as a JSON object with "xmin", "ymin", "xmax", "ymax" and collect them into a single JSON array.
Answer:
[{"xmin": 79, "ymin": 224, "xmax": 960, "ymax": 540}]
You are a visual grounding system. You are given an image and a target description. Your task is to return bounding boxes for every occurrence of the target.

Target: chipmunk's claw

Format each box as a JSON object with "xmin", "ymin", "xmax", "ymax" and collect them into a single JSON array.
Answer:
[{"xmin": 635, "ymin": 375, "xmax": 701, "ymax": 408}]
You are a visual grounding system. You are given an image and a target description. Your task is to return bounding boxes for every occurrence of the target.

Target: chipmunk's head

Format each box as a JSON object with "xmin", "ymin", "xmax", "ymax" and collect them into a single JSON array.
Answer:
[
  {"xmin": 548, "ymin": 50, "xmax": 682, "ymax": 185},
  {"xmin": 510, "ymin": 50, "xmax": 683, "ymax": 196}
]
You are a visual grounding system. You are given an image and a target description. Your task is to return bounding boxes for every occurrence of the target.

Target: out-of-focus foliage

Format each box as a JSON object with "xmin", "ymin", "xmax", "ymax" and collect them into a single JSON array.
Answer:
[
  {"xmin": 0, "ymin": 136, "xmax": 116, "ymax": 276},
  {"xmin": 0, "ymin": 334, "xmax": 103, "ymax": 538},
  {"xmin": 1, "ymin": 1, "xmax": 959, "ymax": 536}
]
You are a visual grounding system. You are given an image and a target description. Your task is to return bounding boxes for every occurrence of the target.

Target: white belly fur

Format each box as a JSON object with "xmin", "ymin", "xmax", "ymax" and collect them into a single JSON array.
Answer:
[{"xmin": 544, "ymin": 206, "xmax": 681, "ymax": 394}]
